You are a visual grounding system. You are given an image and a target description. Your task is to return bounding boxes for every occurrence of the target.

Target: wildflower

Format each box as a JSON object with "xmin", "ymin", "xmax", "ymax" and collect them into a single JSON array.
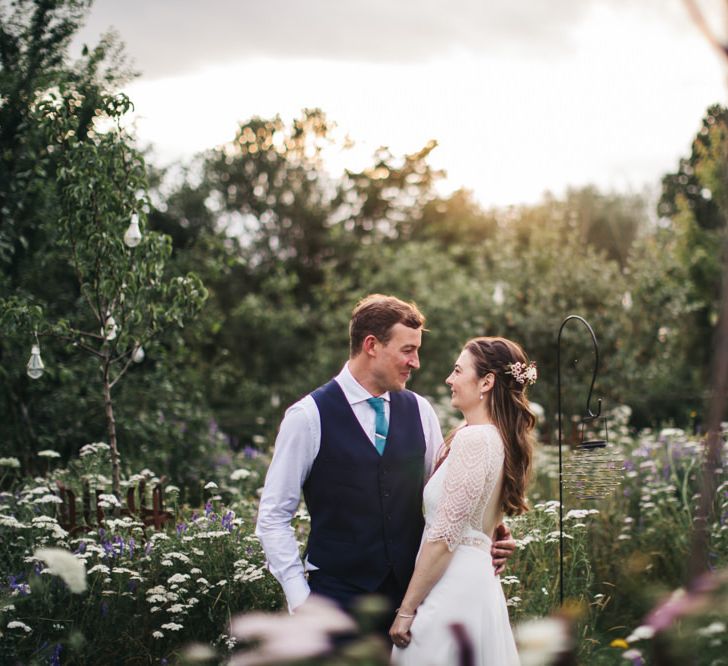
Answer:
[
  {"xmin": 168, "ymin": 573, "xmax": 190, "ymax": 584},
  {"xmin": 0, "ymin": 457, "xmax": 20, "ymax": 468},
  {"xmin": 182, "ymin": 644, "xmax": 217, "ymax": 662},
  {"xmin": 626, "ymin": 625, "xmax": 655, "ymax": 643},
  {"xmin": 88, "ymin": 564, "xmax": 110, "ymax": 575},
  {"xmin": 35, "ymin": 548, "xmax": 87, "ymax": 593},
  {"xmin": 229, "ymin": 595, "xmax": 356, "ymax": 666},
  {"xmin": 153, "ymin": 631, "xmax": 164, "ymax": 639},
  {"xmin": 622, "ymin": 648, "xmax": 643, "ymax": 662},
  {"xmin": 33, "ymin": 494, "xmax": 63, "ymax": 504},
  {"xmin": 611, "ymin": 639, "xmax": 629, "ymax": 649},
  {"xmin": 0, "ymin": 515, "xmax": 27, "ymax": 529},
  {"xmin": 97, "ymin": 493, "xmax": 121, "ymax": 508},
  {"xmin": 166, "ymin": 552, "xmax": 191, "ymax": 564},
  {"xmin": 204, "ymin": 482, "xmax": 218, "ymax": 490},
  {"xmin": 168, "ymin": 604, "xmax": 186, "ymax": 614},
  {"xmin": 161, "ymin": 622, "xmax": 184, "ymax": 631},
  {"xmin": 696, "ymin": 621, "xmax": 726, "ymax": 637},
  {"xmin": 7, "ymin": 620, "xmax": 32, "ymax": 632},
  {"xmin": 230, "ymin": 469, "xmax": 252, "ymax": 481},
  {"xmin": 514, "ymin": 616, "xmax": 572, "ymax": 666},
  {"xmin": 37, "ymin": 450, "xmax": 61, "ymax": 458}
]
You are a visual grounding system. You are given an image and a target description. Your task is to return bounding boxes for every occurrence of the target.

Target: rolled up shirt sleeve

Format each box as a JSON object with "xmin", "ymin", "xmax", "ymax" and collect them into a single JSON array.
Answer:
[{"xmin": 255, "ymin": 400, "xmax": 318, "ymax": 612}]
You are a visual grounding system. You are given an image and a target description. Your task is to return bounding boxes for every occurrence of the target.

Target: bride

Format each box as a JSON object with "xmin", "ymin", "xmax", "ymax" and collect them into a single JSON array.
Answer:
[{"xmin": 390, "ymin": 337, "xmax": 536, "ymax": 666}]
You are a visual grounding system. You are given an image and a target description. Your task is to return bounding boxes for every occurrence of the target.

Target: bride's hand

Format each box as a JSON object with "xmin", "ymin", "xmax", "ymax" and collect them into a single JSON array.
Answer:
[{"xmin": 390, "ymin": 613, "xmax": 415, "ymax": 648}]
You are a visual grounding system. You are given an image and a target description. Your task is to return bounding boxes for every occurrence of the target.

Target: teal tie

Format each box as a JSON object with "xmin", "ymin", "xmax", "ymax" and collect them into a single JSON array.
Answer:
[{"xmin": 366, "ymin": 397, "xmax": 389, "ymax": 455}]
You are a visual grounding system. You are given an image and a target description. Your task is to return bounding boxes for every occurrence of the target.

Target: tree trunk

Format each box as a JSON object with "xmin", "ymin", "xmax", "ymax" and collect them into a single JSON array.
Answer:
[{"xmin": 102, "ymin": 361, "xmax": 121, "ymax": 503}]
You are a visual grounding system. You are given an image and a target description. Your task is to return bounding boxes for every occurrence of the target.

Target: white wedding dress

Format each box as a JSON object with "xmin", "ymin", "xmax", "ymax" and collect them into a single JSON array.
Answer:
[{"xmin": 392, "ymin": 424, "xmax": 520, "ymax": 666}]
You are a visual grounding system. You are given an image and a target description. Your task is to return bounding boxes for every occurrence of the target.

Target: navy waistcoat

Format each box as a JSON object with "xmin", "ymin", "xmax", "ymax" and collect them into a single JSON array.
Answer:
[{"xmin": 304, "ymin": 380, "xmax": 426, "ymax": 591}]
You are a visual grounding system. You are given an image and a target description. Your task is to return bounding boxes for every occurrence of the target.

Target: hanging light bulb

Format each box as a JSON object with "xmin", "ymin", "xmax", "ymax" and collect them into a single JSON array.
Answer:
[
  {"xmin": 123, "ymin": 212, "xmax": 142, "ymax": 248},
  {"xmin": 132, "ymin": 344, "xmax": 145, "ymax": 363},
  {"xmin": 27, "ymin": 343, "xmax": 44, "ymax": 379},
  {"xmin": 101, "ymin": 314, "xmax": 118, "ymax": 341}
]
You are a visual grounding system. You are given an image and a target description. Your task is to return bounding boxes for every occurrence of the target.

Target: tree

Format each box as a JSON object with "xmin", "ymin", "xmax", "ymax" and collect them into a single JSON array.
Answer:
[
  {"xmin": 3, "ymin": 88, "xmax": 206, "ymax": 497},
  {"xmin": 659, "ymin": 104, "xmax": 728, "ymax": 377}
]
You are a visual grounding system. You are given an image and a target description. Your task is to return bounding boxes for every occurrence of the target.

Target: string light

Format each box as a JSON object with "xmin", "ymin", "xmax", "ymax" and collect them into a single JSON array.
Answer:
[
  {"xmin": 123, "ymin": 212, "xmax": 142, "ymax": 248},
  {"xmin": 26, "ymin": 333, "xmax": 44, "ymax": 379}
]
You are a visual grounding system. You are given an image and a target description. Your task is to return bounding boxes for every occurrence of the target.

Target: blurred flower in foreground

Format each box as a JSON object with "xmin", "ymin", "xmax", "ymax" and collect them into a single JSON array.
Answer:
[
  {"xmin": 643, "ymin": 569, "xmax": 728, "ymax": 633},
  {"xmin": 514, "ymin": 615, "xmax": 572, "ymax": 666},
  {"xmin": 229, "ymin": 595, "xmax": 356, "ymax": 666},
  {"xmin": 34, "ymin": 547, "xmax": 87, "ymax": 593}
]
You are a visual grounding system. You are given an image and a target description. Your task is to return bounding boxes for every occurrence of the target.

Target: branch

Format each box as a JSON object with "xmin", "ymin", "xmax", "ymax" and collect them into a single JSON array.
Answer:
[
  {"xmin": 109, "ymin": 350, "xmax": 135, "ymax": 389},
  {"xmin": 41, "ymin": 330, "xmax": 106, "ymax": 359}
]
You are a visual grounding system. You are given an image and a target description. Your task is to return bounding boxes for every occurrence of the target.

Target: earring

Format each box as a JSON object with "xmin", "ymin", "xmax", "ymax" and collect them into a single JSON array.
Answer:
[{"xmin": 479, "ymin": 393, "xmax": 484, "ymax": 401}]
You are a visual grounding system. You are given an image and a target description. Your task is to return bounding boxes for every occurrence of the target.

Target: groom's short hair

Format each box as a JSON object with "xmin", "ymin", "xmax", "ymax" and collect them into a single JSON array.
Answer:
[{"xmin": 349, "ymin": 294, "xmax": 425, "ymax": 356}]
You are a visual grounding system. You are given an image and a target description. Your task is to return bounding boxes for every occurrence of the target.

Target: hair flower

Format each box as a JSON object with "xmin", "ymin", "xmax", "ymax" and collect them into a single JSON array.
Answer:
[{"xmin": 506, "ymin": 361, "xmax": 537, "ymax": 386}]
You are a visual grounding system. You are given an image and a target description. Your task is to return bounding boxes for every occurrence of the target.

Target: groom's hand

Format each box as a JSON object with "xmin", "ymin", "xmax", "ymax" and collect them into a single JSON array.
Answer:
[{"xmin": 491, "ymin": 523, "xmax": 516, "ymax": 575}]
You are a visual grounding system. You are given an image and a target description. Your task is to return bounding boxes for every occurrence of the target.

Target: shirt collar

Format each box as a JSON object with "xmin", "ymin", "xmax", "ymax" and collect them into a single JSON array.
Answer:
[{"xmin": 336, "ymin": 363, "xmax": 390, "ymax": 406}]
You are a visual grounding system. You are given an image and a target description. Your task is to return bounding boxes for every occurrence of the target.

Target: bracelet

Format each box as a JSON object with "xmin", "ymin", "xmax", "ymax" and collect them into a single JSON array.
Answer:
[{"xmin": 395, "ymin": 607, "xmax": 417, "ymax": 618}]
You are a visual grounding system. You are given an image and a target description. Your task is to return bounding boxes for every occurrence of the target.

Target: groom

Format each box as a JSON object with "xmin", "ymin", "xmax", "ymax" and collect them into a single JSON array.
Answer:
[{"xmin": 255, "ymin": 294, "xmax": 516, "ymax": 616}]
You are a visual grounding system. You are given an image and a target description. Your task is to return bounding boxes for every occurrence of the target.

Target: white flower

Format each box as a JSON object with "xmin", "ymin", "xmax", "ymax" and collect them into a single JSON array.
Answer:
[
  {"xmin": 34, "ymin": 548, "xmax": 87, "ymax": 593},
  {"xmin": 166, "ymin": 552, "xmax": 191, "ymax": 564},
  {"xmin": 181, "ymin": 644, "xmax": 217, "ymax": 662},
  {"xmin": 37, "ymin": 450, "xmax": 61, "ymax": 458},
  {"xmin": 623, "ymin": 649, "xmax": 643, "ymax": 660},
  {"xmin": 161, "ymin": 622, "xmax": 184, "ymax": 631},
  {"xmin": 204, "ymin": 482, "xmax": 218, "ymax": 490},
  {"xmin": 153, "ymin": 631, "xmax": 164, "ymax": 639},
  {"xmin": 515, "ymin": 616, "xmax": 571, "ymax": 666},
  {"xmin": 97, "ymin": 493, "xmax": 121, "ymax": 507},
  {"xmin": 230, "ymin": 469, "xmax": 252, "ymax": 481},
  {"xmin": 626, "ymin": 625, "xmax": 655, "ymax": 642},
  {"xmin": 168, "ymin": 604, "xmax": 186, "ymax": 614},
  {"xmin": 88, "ymin": 564, "xmax": 110, "ymax": 575},
  {"xmin": 7, "ymin": 620, "xmax": 32, "ymax": 633},
  {"xmin": 229, "ymin": 595, "xmax": 356, "ymax": 666},
  {"xmin": 0, "ymin": 457, "xmax": 21, "ymax": 468},
  {"xmin": 79, "ymin": 442, "xmax": 110, "ymax": 457},
  {"xmin": 168, "ymin": 573, "xmax": 190, "ymax": 584},
  {"xmin": 697, "ymin": 621, "xmax": 726, "ymax": 637},
  {"xmin": 33, "ymin": 494, "xmax": 63, "ymax": 504},
  {"xmin": 0, "ymin": 515, "xmax": 27, "ymax": 529}
]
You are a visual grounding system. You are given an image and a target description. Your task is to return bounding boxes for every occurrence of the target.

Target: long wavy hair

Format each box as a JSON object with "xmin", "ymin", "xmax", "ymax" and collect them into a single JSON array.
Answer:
[{"xmin": 438, "ymin": 337, "xmax": 535, "ymax": 516}]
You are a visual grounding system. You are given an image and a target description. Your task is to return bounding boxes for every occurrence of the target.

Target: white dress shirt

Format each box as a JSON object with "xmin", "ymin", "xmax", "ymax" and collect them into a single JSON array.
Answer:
[{"xmin": 255, "ymin": 363, "xmax": 444, "ymax": 611}]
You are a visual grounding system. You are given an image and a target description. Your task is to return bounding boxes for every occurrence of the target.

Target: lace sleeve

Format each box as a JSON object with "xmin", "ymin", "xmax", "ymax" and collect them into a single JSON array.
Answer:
[{"xmin": 426, "ymin": 426, "xmax": 505, "ymax": 551}]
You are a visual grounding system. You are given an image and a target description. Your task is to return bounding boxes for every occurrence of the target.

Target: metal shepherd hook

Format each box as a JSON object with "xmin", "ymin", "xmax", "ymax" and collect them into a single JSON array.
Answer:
[{"xmin": 557, "ymin": 315, "xmax": 602, "ymax": 607}]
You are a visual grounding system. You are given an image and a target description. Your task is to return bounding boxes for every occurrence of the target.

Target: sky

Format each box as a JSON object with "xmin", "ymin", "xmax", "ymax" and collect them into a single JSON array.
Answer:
[{"xmin": 72, "ymin": 0, "xmax": 728, "ymax": 208}]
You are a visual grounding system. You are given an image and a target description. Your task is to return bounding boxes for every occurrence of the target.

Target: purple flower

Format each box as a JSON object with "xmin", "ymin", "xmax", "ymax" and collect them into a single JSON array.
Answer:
[
  {"xmin": 204, "ymin": 501, "xmax": 213, "ymax": 518},
  {"xmin": 243, "ymin": 446, "xmax": 259, "ymax": 459},
  {"xmin": 144, "ymin": 541, "xmax": 153, "ymax": 556},
  {"xmin": 50, "ymin": 643, "xmax": 62, "ymax": 666},
  {"xmin": 98, "ymin": 527, "xmax": 106, "ymax": 539},
  {"xmin": 177, "ymin": 523, "xmax": 187, "ymax": 536},
  {"xmin": 222, "ymin": 511, "xmax": 234, "ymax": 531},
  {"xmin": 8, "ymin": 574, "xmax": 30, "ymax": 596},
  {"xmin": 128, "ymin": 538, "xmax": 135, "ymax": 558},
  {"xmin": 100, "ymin": 601, "xmax": 109, "ymax": 617}
]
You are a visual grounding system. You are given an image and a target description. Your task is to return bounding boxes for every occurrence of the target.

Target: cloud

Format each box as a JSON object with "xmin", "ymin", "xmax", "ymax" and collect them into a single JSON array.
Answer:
[{"xmin": 74, "ymin": 0, "xmax": 613, "ymax": 79}]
